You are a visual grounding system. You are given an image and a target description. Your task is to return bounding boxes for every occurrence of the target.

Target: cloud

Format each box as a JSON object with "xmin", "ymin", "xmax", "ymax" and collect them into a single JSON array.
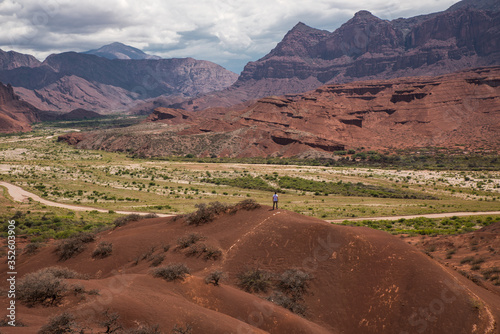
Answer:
[{"xmin": 0, "ymin": 0, "xmax": 459, "ymax": 73}]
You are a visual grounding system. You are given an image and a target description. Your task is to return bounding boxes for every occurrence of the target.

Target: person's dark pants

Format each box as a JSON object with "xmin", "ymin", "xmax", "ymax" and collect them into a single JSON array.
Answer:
[{"xmin": 273, "ymin": 201, "xmax": 278, "ymax": 209}]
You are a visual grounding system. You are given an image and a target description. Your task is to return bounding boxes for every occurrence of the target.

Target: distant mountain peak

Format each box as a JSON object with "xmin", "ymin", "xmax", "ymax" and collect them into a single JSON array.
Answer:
[
  {"xmin": 354, "ymin": 10, "xmax": 375, "ymax": 17},
  {"xmin": 83, "ymin": 42, "xmax": 161, "ymax": 60},
  {"xmin": 348, "ymin": 10, "xmax": 383, "ymax": 23}
]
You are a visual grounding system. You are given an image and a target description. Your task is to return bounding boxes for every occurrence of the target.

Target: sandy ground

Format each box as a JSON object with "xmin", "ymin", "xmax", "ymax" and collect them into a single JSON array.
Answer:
[{"xmin": 0, "ymin": 181, "xmax": 172, "ymax": 217}]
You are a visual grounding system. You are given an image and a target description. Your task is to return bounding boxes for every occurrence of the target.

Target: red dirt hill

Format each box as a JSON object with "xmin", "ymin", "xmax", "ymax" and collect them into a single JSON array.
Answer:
[{"xmin": 2, "ymin": 205, "xmax": 500, "ymax": 333}]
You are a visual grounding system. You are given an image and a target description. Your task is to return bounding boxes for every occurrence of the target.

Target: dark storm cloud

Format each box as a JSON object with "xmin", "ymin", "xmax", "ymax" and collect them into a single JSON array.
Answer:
[{"xmin": 0, "ymin": 0, "xmax": 460, "ymax": 73}]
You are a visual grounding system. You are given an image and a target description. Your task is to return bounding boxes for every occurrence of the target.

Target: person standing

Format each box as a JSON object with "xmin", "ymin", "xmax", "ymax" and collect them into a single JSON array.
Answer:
[{"xmin": 272, "ymin": 192, "xmax": 278, "ymax": 210}]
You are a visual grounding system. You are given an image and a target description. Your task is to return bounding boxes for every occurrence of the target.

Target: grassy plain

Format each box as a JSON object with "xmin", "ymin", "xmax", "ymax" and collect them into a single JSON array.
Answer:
[{"xmin": 0, "ymin": 123, "xmax": 499, "ymax": 241}]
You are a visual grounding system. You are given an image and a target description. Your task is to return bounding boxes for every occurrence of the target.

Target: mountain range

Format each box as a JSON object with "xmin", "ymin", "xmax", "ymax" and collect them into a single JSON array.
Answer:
[
  {"xmin": 165, "ymin": 2, "xmax": 500, "ymax": 112},
  {"xmin": 1, "ymin": 0, "xmax": 500, "ymax": 153},
  {"xmin": 59, "ymin": 65, "xmax": 500, "ymax": 157},
  {"xmin": 0, "ymin": 46, "xmax": 238, "ymax": 114},
  {"xmin": 1, "ymin": 0, "xmax": 499, "ymax": 117}
]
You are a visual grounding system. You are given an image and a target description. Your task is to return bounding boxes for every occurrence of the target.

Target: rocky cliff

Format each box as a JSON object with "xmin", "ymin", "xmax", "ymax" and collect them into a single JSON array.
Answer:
[
  {"xmin": 170, "ymin": 2, "xmax": 500, "ymax": 112},
  {"xmin": 0, "ymin": 82, "xmax": 40, "ymax": 133},
  {"xmin": 59, "ymin": 66, "xmax": 500, "ymax": 157}
]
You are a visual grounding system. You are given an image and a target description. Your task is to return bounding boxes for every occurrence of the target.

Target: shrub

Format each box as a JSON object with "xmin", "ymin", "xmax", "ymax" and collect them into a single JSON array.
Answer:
[
  {"xmin": 44, "ymin": 266, "xmax": 79, "ymax": 279},
  {"xmin": 38, "ymin": 312, "xmax": 78, "ymax": 334},
  {"xmin": 121, "ymin": 325, "xmax": 162, "ymax": 334},
  {"xmin": 152, "ymin": 264, "xmax": 190, "ymax": 282},
  {"xmin": 177, "ymin": 233, "xmax": 204, "ymax": 249},
  {"xmin": 141, "ymin": 246, "xmax": 156, "ymax": 260},
  {"xmin": 186, "ymin": 202, "xmax": 228, "ymax": 226},
  {"xmin": 17, "ymin": 269, "xmax": 68, "ymax": 306},
  {"xmin": 143, "ymin": 213, "xmax": 159, "ymax": 219},
  {"xmin": 184, "ymin": 243, "xmax": 207, "ymax": 257},
  {"xmin": 92, "ymin": 242, "xmax": 113, "ymax": 259},
  {"xmin": 23, "ymin": 242, "xmax": 42, "ymax": 255},
  {"xmin": 99, "ymin": 309, "xmax": 122, "ymax": 334},
  {"xmin": 55, "ymin": 232, "xmax": 95, "ymax": 261},
  {"xmin": 149, "ymin": 254, "xmax": 165, "ymax": 267},
  {"xmin": 114, "ymin": 214, "xmax": 141, "ymax": 228},
  {"xmin": 237, "ymin": 268, "xmax": 273, "ymax": 293},
  {"xmin": 172, "ymin": 324, "xmax": 193, "ymax": 334},
  {"xmin": 205, "ymin": 270, "xmax": 226, "ymax": 286},
  {"xmin": 277, "ymin": 269, "xmax": 312, "ymax": 300},
  {"xmin": 203, "ymin": 246, "xmax": 222, "ymax": 261},
  {"xmin": 482, "ymin": 267, "xmax": 500, "ymax": 280},
  {"xmin": 266, "ymin": 291, "xmax": 307, "ymax": 316},
  {"xmin": 460, "ymin": 256, "xmax": 475, "ymax": 264},
  {"xmin": 236, "ymin": 199, "xmax": 261, "ymax": 211},
  {"xmin": 71, "ymin": 283, "xmax": 85, "ymax": 296}
]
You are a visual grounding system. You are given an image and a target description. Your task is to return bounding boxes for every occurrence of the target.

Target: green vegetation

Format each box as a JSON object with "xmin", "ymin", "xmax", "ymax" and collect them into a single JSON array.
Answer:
[
  {"xmin": 341, "ymin": 215, "xmax": 500, "ymax": 235},
  {"xmin": 204, "ymin": 175, "xmax": 275, "ymax": 191},
  {"xmin": 0, "ymin": 129, "xmax": 499, "ymax": 242},
  {"xmin": 278, "ymin": 176, "xmax": 436, "ymax": 199}
]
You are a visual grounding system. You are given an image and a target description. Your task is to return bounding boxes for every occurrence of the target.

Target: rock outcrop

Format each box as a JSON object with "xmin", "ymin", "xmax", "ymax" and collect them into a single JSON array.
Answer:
[
  {"xmin": 0, "ymin": 82, "xmax": 40, "ymax": 133},
  {"xmin": 170, "ymin": 1, "xmax": 500, "ymax": 112},
  {"xmin": 59, "ymin": 66, "xmax": 500, "ymax": 157}
]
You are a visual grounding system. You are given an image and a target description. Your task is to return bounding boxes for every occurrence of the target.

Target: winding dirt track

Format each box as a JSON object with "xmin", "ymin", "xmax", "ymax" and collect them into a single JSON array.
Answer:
[
  {"xmin": 1, "ymin": 181, "xmax": 499, "ymax": 221},
  {"xmin": 0, "ymin": 181, "xmax": 172, "ymax": 217}
]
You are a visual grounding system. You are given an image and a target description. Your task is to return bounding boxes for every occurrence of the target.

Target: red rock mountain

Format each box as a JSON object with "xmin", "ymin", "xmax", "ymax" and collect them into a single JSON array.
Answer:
[
  {"xmin": 166, "ymin": 2, "xmax": 500, "ymax": 112},
  {"xmin": 0, "ymin": 82, "xmax": 40, "ymax": 133},
  {"xmin": 59, "ymin": 66, "xmax": 500, "ymax": 157},
  {"xmin": 0, "ymin": 49, "xmax": 41, "ymax": 70}
]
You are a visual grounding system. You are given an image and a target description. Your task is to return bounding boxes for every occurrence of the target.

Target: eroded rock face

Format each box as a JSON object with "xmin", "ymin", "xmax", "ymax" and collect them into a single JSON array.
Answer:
[
  {"xmin": 173, "ymin": 4, "xmax": 500, "ymax": 112},
  {"xmin": 0, "ymin": 51, "xmax": 238, "ymax": 113},
  {"xmin": 59, "ymin": 66, "xmax": 500, "ymax": 157},
  {"xmin": 0, "ymin": 82, "xmax": 40, "ymax": 133}
]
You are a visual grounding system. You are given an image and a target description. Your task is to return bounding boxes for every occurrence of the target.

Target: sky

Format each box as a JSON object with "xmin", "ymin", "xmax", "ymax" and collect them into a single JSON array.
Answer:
[{"xmin": 0, "ymin": 0, "xmax": 460, "ymax": 74}]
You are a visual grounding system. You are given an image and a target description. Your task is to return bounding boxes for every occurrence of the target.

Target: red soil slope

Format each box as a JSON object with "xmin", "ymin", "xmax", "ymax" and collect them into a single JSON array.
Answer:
[{"xmin": 2, "ymin": 207, "xmax": 500, "ymax": 333}]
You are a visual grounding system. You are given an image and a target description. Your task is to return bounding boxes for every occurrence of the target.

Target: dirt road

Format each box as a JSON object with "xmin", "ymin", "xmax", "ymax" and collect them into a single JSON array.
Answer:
[
  {"xmin": 1, "ymin": 181, "xmax": 499, "ymax": 221},
  {"xmin": 0, "ymin": 181, "xmax": 172, "ymax": 217}
]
